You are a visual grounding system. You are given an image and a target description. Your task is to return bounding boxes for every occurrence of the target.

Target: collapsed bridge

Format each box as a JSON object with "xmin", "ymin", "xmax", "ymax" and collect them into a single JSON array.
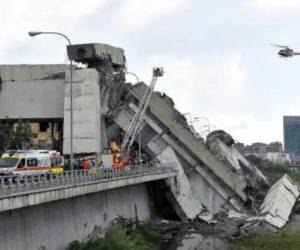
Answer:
[
  {"xmin": 0, "ymin": 42, "xmax": 272, "ymax": 249},
  {"xmin": 0, "ymin": 43, "xmax": 269, "ymax": 218}
]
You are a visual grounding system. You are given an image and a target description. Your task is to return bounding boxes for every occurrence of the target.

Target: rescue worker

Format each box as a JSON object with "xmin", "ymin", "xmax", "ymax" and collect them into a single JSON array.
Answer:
[
  {"xmin": 82, "ymin": 157, "xmax": 90, "ymax": 171},
  {"xmin": 113, "ymin": 153, "xmax": 124, "ymax": 169},
  {"xmin": 110, "ymin": 141, "xmax": 120, "ymax": 153},
  {"xmin": 89, "ymin": 160, "xmax": 95, "ymax": 168},
  {"xmin": 110, "ymin": 140, "xmax": 124, "ymax": 168},
  {"xmin": 99, "ymin": 161, "xmax": 104, "ymax": 168}
]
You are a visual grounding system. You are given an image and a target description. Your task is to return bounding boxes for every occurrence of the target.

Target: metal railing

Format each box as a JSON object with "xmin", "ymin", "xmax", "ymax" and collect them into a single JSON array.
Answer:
[{"xmin": 0, "ymin": 163, "xmax": 176, "ymax": 197}]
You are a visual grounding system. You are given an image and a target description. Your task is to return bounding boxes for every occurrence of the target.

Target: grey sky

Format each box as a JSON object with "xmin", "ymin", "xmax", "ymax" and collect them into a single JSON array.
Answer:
[{"xmin": 1, "ymin": 0, "xmax": 300, "ymax": 144}]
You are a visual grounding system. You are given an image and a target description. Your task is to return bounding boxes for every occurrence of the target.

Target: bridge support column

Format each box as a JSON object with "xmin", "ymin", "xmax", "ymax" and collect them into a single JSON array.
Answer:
[
  {"xmin": 0, "ymin": 184, "xmax": 151, "ymax": 250},
  {"xmin": 63, "ymin": 68, "xmax": 102, "ymax": 158},
  {"xmin": 156, "ymin": 146, "xmax": 203, "ymax": 220}
]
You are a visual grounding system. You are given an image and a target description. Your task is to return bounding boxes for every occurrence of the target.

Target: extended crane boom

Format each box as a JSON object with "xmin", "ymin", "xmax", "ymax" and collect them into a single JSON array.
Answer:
[{"xmin": 121, "ymin": 67, "xmax": 164, "ymax": 155}]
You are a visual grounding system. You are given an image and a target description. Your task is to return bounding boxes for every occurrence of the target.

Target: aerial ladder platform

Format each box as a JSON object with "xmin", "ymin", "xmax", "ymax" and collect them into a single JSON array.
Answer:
[{"xmin": 120, "ymin": 67, "xmax": 164, "ymax": 156}]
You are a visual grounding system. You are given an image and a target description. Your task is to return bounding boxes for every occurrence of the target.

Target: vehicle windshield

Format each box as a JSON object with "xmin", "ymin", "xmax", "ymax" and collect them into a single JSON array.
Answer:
[{"xmin": 0, "ymin": 158, "xmax": 19, "ymax": 168}]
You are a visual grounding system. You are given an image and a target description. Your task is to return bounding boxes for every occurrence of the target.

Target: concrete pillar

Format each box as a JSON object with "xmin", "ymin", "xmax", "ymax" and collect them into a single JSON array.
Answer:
[
  {"xmin": 156, "ymin": 146, "xmax": 203, "ymax": 220},
  {"xmin": 63, "ymin": 68, "xmax": 101, "ymax": 156}
]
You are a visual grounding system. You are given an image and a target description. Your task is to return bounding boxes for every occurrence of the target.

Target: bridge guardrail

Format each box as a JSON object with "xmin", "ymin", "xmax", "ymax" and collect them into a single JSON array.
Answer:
[{"xmin": 0, "ymin": 162, "xmax": 177, "ymax": 197}]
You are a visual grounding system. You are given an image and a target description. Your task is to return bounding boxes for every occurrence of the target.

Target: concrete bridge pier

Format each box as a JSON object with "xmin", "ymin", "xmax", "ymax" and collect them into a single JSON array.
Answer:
[
  {"xmin": 63, "ymin": 68, "xmax": 102, "ymax": 157},
  {"xmin": 0, "ymin": 184, "xmax": 151, "ymax": 250}
]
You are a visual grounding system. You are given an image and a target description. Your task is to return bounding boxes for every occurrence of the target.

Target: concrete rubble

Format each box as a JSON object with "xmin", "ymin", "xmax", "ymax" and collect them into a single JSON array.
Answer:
[
  {"xmin": 259, "ymin": 174, "xmax": 299, "ymax": 228},
  {"xmin": 227, "ymin": 210, "xmax": 248, "ymax": 220},
  {"xmin": 238, "ymin": 174, "xmax": 299, "ymax": 236},
  {"xmin": 206, "ymin": 130, "xmax": 270, "ymax": 197}
]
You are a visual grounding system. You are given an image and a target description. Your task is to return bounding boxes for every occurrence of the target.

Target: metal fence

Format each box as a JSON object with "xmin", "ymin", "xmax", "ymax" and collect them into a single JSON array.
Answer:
[{"xmin": 0, "ymin": 163, "xmax": 176, "ymax": 197}]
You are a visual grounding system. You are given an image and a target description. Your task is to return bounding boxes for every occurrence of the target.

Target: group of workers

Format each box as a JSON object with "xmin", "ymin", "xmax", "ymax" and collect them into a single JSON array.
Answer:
[
  {"xmin": 77, "ymin": 140, "xmax": 135, "ymax": 170},
  {"xmin": 80, "ymin": 158, "xmax": 104, "ymax": 170}
]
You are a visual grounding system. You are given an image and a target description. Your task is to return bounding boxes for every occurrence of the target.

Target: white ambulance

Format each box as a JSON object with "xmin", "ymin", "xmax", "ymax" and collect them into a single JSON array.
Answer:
[{"xmin": 0, "ymin": 150, "xmax": 64, "ymax": 176}]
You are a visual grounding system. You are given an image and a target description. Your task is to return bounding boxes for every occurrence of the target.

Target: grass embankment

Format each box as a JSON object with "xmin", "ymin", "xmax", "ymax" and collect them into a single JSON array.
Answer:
[
  {"xmin": 259, "ymin": 166, "xmax": 300, "ymax": 185},
  {"xmin": 66, "ymin": 218, "xmax": 160, "ymax": 250},
  {"xmin": 232, "ymin": 230, "xmax": 300, "ymax": 250}
]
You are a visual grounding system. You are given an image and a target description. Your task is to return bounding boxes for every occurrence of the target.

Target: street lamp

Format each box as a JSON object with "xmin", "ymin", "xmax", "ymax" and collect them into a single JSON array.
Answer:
[
  {"xmin": 112, "ymin": 71, "xmax": 140, "ymax": 83},
  {"xmin": 28, "ymin": 31, "xmax": 74, "ymax": 173}
]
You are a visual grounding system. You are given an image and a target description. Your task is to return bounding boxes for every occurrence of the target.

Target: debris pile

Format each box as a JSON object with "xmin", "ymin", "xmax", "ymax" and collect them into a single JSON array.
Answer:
[
  {"xmin": 206, "ymin": 130, "xmax": 270, "ymax": 198},
  {"xmin": 206, "ymin": 131, "xmax": 300, "ymax": 237},
  {"xmin": 238, "ymin": 175, "xmax": 299, "ymax": 236}
]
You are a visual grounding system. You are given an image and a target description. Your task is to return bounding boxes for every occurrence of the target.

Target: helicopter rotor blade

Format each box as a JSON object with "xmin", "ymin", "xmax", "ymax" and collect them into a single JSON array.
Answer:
[{"xmin": 271, "ymin": 44, "xmax": 290, "ymax": 48}]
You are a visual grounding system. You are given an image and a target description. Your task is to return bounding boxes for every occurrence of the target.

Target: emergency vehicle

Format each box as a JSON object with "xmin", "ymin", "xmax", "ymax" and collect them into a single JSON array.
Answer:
[{"xmin": 0, "ymin": 150, "xmax": 64, "ymax": 176}]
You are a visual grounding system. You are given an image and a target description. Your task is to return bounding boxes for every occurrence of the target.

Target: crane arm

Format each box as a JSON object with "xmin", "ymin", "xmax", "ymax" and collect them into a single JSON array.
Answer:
[{"xmin": 121, "ymin": 67, "xmax": 164, "ymax": 154}]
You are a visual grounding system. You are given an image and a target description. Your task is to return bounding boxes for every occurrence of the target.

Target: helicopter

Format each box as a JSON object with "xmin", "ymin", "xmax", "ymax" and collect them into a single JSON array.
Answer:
[{"xmin": 271, "ymin": 44, "xmax": 300, "ymax": 57}]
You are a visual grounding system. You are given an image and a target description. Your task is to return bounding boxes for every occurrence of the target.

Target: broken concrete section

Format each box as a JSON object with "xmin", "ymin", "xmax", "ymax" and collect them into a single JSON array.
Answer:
[
  {"xmin": 156, "ymin": 146, "xmax": 203, "ymax": 221},
  {"xmin": 64, "ymin": 69, "xmax": 102, "ymax": 155},
  {"xmin": 240, "ymin": 175, "xmax": 299, "ymax": 232},
  {"xmin": 112, "ymin": 82, "xmax": 271, "ymax": 219},
  {"xmin": 227, "ymin": 210, "xmax": 248, "ymax": 220},
  {"xmin": 206, "ymin": 130, "xmax": 270, "ymax": 197},
  {"xmin": 259, "ymin": 174, "xmax": 299, "ymax": 228}
]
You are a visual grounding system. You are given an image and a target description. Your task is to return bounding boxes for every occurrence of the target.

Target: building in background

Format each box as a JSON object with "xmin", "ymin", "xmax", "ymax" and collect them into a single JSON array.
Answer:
[
  {"xmin": 269, "ymin": 142, "xmax": 283, "ymax": 153},
  {"xmin": 235, "ymin": 142, "xmax": 283, "ymax": 154},
  {"xmin": 233, "ymin": 141, "xmax": 291, "ymax": 165},
  {"xmin": 264, "ymin": 152, "xmax": 292, "ymax": 165},
  {"xmin": 284, "ymin": 116, "xmax": 300, "ymax": 157},
  {"xmin": 232, "ymin": 116, "xmax": 300, "ymax": 165},
  {"xmin": 252, "ymin": 142, "xmax": 268, "ymax": 154}
]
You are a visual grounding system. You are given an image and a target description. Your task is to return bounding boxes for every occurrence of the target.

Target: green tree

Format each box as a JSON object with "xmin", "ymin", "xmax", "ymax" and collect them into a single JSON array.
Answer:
[
  {"xmin": 10, "ymin": 120, "xmax": 35, "ymax": 149},
  {"xmin": 0, "ymin": 120, "xmax": 13, "ymax": 153},
  {"xmin": 0, "ymin": 119, "xmax": 36, "ymax": 153}
]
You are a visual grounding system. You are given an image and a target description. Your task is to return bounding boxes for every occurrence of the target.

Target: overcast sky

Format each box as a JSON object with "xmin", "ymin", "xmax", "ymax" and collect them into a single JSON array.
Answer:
[{"xmin": 1, "ymin": 0, "xmax": 300, "ymax": 144}]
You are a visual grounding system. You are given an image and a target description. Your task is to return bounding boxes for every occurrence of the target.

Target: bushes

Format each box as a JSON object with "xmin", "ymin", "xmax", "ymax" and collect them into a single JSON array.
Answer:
[
  {"xmin": 258, "ymin": 165, "xmax": 300, "ymax": 185},
  {"xmin": 247, "ymin": 155, "xmax": 300, "ymax": 184},
  {"xmin": 66, "ymin": 218, "xmax": 160, "ymax": 250}
]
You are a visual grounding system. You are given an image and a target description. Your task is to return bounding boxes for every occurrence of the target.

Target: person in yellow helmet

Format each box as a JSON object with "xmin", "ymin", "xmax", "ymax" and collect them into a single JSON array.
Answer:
[{"xmin": 110, "ymin": 141, "xmax": 120, "ymax": 153}]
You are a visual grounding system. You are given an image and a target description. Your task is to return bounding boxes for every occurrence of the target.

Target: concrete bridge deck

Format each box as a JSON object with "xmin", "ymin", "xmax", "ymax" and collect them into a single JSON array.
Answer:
[{"xmin": 0, "ymin": 163, "xmax": 177, "ymax": 212}]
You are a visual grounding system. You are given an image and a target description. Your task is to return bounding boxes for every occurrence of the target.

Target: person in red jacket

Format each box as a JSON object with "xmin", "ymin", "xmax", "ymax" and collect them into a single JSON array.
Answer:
[{"xmin": 82, "ymin": 158, "xmax": 90, "ymax": 171}]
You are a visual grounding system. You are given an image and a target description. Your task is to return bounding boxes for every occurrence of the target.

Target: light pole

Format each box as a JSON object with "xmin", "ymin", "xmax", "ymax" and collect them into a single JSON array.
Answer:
[
  {"xmin": 111, "ymin": 71, "xmax": 140, "ymax": 82},
  {"xmin": 28, "ymin": 31, "xmax": 74, "ymax": 173}
]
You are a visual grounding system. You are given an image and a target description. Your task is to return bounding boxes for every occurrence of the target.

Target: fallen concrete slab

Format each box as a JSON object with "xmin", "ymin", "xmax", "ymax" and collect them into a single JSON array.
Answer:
[
  {"xmin": 260, "ymin": 174, "xmax": 299, "ymax": 228},
  {"xmin": 240, "ymin": 175, "xmax": 299, "ymax": 231},
  {"xmin": 228, "ymin": 210, "xmax": 248, "ymax": 220}
]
